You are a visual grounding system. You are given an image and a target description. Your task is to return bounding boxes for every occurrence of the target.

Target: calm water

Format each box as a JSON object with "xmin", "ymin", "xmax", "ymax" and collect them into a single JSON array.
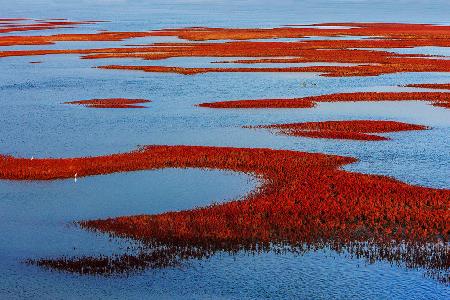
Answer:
[{"xmin": 0, "ymin": 1, "xmax": 449, "ymax": 299}]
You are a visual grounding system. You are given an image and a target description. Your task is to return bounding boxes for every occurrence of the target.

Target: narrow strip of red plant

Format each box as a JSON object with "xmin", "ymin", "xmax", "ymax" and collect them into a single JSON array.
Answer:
[
  {"xmin": 65, "ymin": 98, "xmax": 151, "ymax": 109},
  {"xmin": 0, "ymin": 19, "xmax": 103, "ymax": 34},
  {"xmin": 246, "ymin": 120, "xmax": 428, "ymax": 141},
  {"xmin": 199, "ymin": 92, "xmax": 450, "ymax": 109},
  {"xmin": 96, "ymin": 58, "xmax": 450, "ymax": 77},
  {"xmin": 406, "ymin": 83, "xmax": 450, "ymax": 90}
]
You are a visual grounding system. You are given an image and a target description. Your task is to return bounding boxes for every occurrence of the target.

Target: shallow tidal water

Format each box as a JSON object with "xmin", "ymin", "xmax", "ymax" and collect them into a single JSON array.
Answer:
[{"xmin": 0, "ymin": 1, "xmax": 449, "ymax": 299}]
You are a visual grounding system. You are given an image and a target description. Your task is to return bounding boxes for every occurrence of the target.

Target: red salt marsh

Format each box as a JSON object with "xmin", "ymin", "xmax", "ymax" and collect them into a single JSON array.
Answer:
[
  {"xmin": 247, "ymin": 120, "xmax": 428, "ymax": 141},
  {"xmin": 0, "ymin": 19, "xmax": 103, "ymax": 34},
  {"xmin": 406, "ymin": 83, "xmax": 450, "ymax": 90},
  {"xmin": 199, "ymin": 92, "xmax": 450, "ymax": 109},
  {"xmin": 433, "ymin": 102, "xmax": 450, "ymax": 108},
  {"xmin": 0, "ymin": 31, "xmax": 156, "ymax": 47},
  {"xmin": 0, "ymin": 22, "xmax": 449, "ymax": 44},
  {"xmin": 1, "ymin": 145, "xmax": 447, "ymax": 282},
  {"xmin": 65, "ymin": 98, "xmax": 151, "ymax": 109},
  {"xmin": 0, "ymin": 16, "xmax": 448, "ymax": 295},
  {"xmin": 148, "ymin": 23, "xmax": 450, "ymax": 42},
  {"xmin": 2, "ymin": 23, "xmax": 450, "ymax": 78},
  {"xmin": 2, "ymin": 42, "xmax": 448, "ymax": 77},
  {"xmin": 96, "ymin": 58, "xmax": 450, "ymax": 77},
  {"xmin": 4, "ymin": 22, "xmax": 450, "ymax": 46}
]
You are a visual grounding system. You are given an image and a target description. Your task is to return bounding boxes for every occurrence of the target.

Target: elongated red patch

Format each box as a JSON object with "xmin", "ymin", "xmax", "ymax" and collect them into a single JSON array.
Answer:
[
  {"xmin": 247, "ymin": 120, "xmax": 428, "ymax": 141},
  {"xmin": 406, "ymin": 83, "xmax": 450, "ymax": 90},
  {"xmin": 199, "ymin": 92, "xmax": 450, "ymax": 109},
  {"xmin": 0, "ymin": 19, "xmax": 103, "ymax": 34},
  {"xmin": 64, "ymin": 98, "xmax": 151, "ymax": 109}
]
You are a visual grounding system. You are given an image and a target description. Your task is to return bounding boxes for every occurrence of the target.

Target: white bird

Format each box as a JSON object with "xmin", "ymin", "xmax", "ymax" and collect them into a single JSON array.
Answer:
[
  {"xmin": 74, "ymin": 173, "xmax": 78, "ymax": 182},
  {"xmin": 31, "ymin": 156, "xmax": 34, "ymax": 160}
]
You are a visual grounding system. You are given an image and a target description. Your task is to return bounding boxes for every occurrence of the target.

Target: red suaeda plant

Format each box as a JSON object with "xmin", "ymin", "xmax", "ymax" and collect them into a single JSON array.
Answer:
[
  {"xmin": 65, "ymin": 98, "xmax": 151, "ymax": 109},
  {"xmin": 246, "ymin": 120, "xmax": 428, "ymax": 141},
  {"xmin": 2, "ymin": 23, "xmax": 450, "ymax": 77},
  {"xmin": 3, "ymin": 22, "xmax": 450, "ymax": 46},
  {"xmin": 1, "ymin": 20, "xmax": 449, "ymax": 283},
  {"xmin": 1, "ymin": 145, "xmax": 447, "ymax": 282},
  {"xmin": 96, "ymin": 58, "xmax": 450, "ymax": 77},
  {"xmin": 199, "ymin": 92, "xmax": 450, "ymax": 109},
  {"xmin": 406, "ymin": 83, "xmax": 450, "ymax": 90},
  {"xmin": 0, "ymin": 18, "xmax": 102, "ymax": 34}
]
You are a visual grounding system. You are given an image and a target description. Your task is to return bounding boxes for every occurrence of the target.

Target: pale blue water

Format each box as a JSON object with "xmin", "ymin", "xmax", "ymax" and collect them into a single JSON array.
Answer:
[{"xmin": 0, "ymin": 1, "xmax": 449, "ymax": 299}]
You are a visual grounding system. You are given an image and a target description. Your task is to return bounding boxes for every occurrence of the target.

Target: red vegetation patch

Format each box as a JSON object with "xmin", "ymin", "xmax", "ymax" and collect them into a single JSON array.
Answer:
[
  {"xmin": 97, "ymin": 64, "xmax": 372, "ymax": 76},
  {"xmin": 248, "ymin": 120, "xmax": 428, "ymax": 141},
  {"xmin": 2, "ymin": 23, "xmax": 450, "ymax": 77},
  {"xmin": 406, "ymin": 83, "xmax": 450, "ymax": 90},
  {"xmin": 97, "ymin": 58, "xmax": 450, "ymax": 77},
  {"xmin": 0, "ymin": 31, "xmax": 155, "ymax": 47},
  {"xmin": 0, "ymin": 19, "xmax": 103, "ymax": 34},
  {"xmin": 149, "ymin": 23, "xmax": 450, "ymax": 42},
  {"xmin": 201, "ymin": 98, "xmax": 315, "ymax": 109},
  {"xmin": 433, "ymin": 102, "xmax": 450, "ymax": 108},
  {"xmin": 64, "ymin": 98, "xmax": 151, "ymax": 109},
  {"xmin": 2, "ymin": 145, "xmax": 447, "ymax": 282},
  {"xmin": 199, "ymin": 92, "xmax": 450, "ymax": 109},
  {"xmin": 2, "ymin": 22, "xmax": 450, "ymax": 46}
]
